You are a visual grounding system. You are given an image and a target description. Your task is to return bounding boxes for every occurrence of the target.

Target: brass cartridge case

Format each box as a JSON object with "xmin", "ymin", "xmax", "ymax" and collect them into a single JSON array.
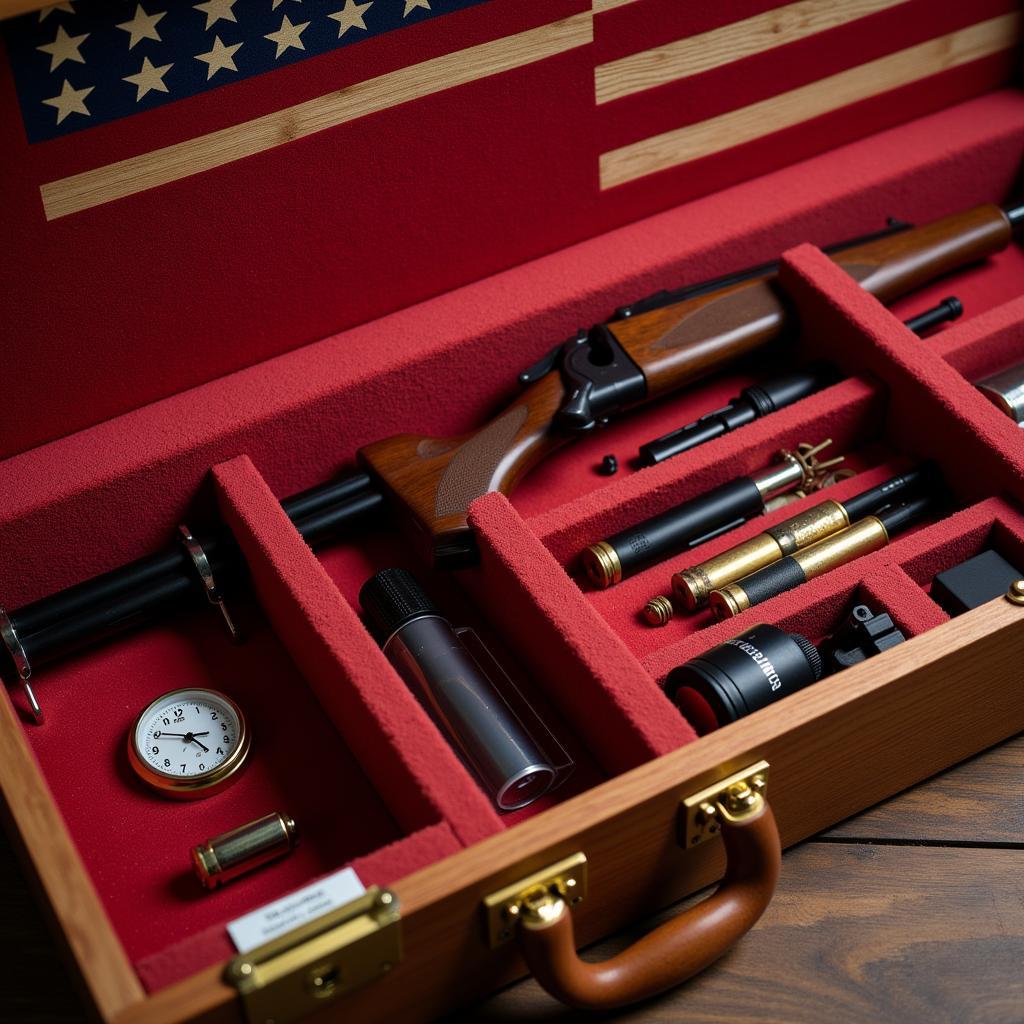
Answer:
[
  {"xmin": 192, "ymin": 811, "xmax": 298, "ymax": 890},
  {"xmin": 710, "ymin": 516, "xmax": 889, "ymax": 618},
  {"xmin": 795, "ymin": 516, "xmax": 889, "ymax": 578},
  {"xmin": 673, "ymin": 500, "xmax": 850, "ymax": 610}
]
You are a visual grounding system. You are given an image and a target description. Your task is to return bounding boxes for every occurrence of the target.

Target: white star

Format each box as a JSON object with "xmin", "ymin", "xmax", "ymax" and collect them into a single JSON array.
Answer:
[
  {"xmin": 264, "ymin": 14, "xmax": 308, "ymax": 58},
  {"xmin": 123, "ymin": 55, "xmax": 173, "ymax": 101},
  {"xmin": 402, "ymin": 0, "xmax": 429, "ymax": 15},
  {"xmin": 328, "ymin": 0, "xmax": 371, "ymax": 37},
  {"xmin": 42, "ymin": 78, "xmax": 92, "ymax": 124},
  {"xmin": 193, "ymin": 0, "xmax": 237, "ymax": 30},
  {"xmin": 117, "ymin": 4, "xmax": 166, "ymax": 49},
  {"xmin": 195, "ymin": 35, "xmax": 242, "ymax": 79},
  {"xmin": 37, "ymin": 3, "xmax": 74, "ymax": 22},
  {"xmin": 36, "ymin": 24, "xmax": 88, "ymax": 71}
]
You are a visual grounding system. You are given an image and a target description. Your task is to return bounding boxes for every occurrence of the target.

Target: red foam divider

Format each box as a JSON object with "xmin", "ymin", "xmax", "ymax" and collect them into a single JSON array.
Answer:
[
  {"xmin": 137, "ymin": 822, "xmax": 461, "ymax": 992},
  {"xmin": 4, "ymin": 91, "xmax": 1024, "ymax": 610},
  {"xmin": 467, "ymin": 491, "xmax": 697, "ymax": 771},
  {"xmin": 530, "ymin": 376, "xmax": 886, "ymax": 569},
  {"xmin": 934, "ymin": 292, "xmax": 1024, "ymax": 383},
  {"xmin": 644, "ymin": 496, "xmax": 1024, "ymax": 683},
  {"xmin": 588, "ymin": 455, "xmax": 914, "ymax": 664},
  {"xmin": 777, "ymin": 245, "xmax": 1024, "ymax": 503},
  {"xmin": 12, "ymin": 599, "xmax": 409, "ymax": 979},
  {"xmin": 212, "ymin": 454, "xmax": 502, "ymax": 847},
  {"xmin": 894, "ymin": 496, "xmax": 1024, "ymax": 586},
  {"xmin": 858, "ymin": 565, "xmax": 950, "ymax": 638}
]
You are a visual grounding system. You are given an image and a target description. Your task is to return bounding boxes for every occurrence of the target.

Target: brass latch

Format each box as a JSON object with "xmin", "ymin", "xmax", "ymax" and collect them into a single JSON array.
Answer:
[
  {"xmin": 681, "ymin": 760, "xmax": 769, "ymax": 849},
  {"xmin": 225, "ymin": 886, "xmax": 401, "ymax": 1024},
  {"xmin": 482, "ymin": 852, "xmax": 587, "ymax": 949}
]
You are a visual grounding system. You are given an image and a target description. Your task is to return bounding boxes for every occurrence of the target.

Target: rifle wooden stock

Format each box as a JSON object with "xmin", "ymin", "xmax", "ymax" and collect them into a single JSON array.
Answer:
[{"xmin": 359, "ymin": 203, "xmax": 1014, "ymax": 567}]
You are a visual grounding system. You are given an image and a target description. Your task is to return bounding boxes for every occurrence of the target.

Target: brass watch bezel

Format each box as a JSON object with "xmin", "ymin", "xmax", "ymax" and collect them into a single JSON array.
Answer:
[{"xmin": 128, "ymin": 687, "xmax": 251, "ymax": 800}]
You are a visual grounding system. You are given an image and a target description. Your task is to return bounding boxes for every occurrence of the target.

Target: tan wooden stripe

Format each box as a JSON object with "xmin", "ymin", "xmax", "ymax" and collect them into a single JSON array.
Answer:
[
  {"xmin": 599, "ymin": 13, "xmax": 1021, "ymax": 190},
  {"xmin": 592, "ymin": 0, "xmax": 640, "ymax": 11},
  {"xmin": 596, "ymin": 0, "xmax": 913, "ymax": 104},
  {"xmin": 40, "ymin": 11, "xmax": 593, "ymax": 221}
]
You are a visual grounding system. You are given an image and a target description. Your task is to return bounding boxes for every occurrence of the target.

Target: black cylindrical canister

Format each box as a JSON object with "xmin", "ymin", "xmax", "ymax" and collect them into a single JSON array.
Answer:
[{"xmin": 665, "ymin": 623, "xmax": 822, "ymax": 734}]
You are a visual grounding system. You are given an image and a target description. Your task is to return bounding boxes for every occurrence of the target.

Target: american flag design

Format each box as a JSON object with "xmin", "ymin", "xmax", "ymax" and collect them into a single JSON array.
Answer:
[
  {"xmin": 1, "ymin": 0, "xmax": 1019, "ymax": 460},
  {"xmin": 5, "ymin": 0, "xmax": 491, "ymax": 141}
]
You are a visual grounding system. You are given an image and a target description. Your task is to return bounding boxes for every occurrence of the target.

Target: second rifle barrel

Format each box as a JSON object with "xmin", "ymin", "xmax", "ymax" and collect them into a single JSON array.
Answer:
[{"xmin": 10, "ymin": 471, "xmax": 382, "ymax": 667}]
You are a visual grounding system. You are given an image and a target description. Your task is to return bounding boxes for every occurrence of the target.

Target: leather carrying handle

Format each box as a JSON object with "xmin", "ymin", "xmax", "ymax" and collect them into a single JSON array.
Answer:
[{"xmin": 516, "ymin": 799, "xmax": 781, "ymax": 1010}]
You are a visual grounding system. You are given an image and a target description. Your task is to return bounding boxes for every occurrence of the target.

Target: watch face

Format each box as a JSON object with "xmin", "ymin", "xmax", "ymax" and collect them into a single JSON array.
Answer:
[{"xmin": 129, "ymin": 688, "xmax": 249, "ymax": 797}]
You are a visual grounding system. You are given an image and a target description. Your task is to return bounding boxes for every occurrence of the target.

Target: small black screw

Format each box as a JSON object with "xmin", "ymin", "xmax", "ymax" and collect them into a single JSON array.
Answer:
[{"xmin": 598, "ymin": 454, "xmax": 618, "ymax": 476}]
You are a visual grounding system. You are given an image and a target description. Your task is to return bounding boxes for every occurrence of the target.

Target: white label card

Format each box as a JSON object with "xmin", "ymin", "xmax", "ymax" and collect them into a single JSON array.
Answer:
[{"xmin": 227, "ymin": 867, "xmax": 366, "ymax": 953}]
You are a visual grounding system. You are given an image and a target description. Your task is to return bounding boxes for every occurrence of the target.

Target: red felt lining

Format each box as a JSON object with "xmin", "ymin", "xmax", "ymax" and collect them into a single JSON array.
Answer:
[
  {"xmin": 4, "ymin": 91, "xmax": 1024, "ymax": 611},
  {"xmin": 3, "ymin": 90, "xmax": 1024, "ymax": 994},
  {"xmin": 307, "ymin": 513, "xmax": 612, "ymax": 824},
  {"xmin": 933, "ymin": 292, "xmax": 1024, "ymax": 385},
  {"xmin": 211, "ymin": 455, "xmax": 501, "ymax": 845},
  {"xmin": 13, "ymin": 597, "xmax": 409, "ymax": 976}
]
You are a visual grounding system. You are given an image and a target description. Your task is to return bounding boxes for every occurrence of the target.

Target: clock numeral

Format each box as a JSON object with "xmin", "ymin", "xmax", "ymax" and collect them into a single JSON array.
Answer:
[
  {"xmin": 152, "ymin": 746, "xmax": 159, "ymax": 755},
  {"xmin": 211, "ymin": 712, "xmax": 218, "ymax": 720},
  {"xmin": 164, "ymin": 759, "xmax": 171, "ymax": 767},
  {"xmin": 216, "ymin": 747, "xmax": 224, "ymax": 756},
  {"xmin": 199, "ymin": 764, "xmax": 206, "ymax": 771},
  {"xmin": 220, "ymin": 721, "xmax": 228, "ymax": 730},
  {"xmin": 163, "ymin": 717, "xmax": 170, "ymax": 726},
  {"xmin": 180, "ymin": 764, "xmax": 187, "ymax": 773}
]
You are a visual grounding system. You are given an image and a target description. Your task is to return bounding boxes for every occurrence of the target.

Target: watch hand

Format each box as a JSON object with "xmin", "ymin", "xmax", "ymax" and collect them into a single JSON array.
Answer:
[
  {"xmin": 190, "ymin": 737, "xmax": 210, "ymax": 753},
  {"xmin": 159, "ymin": 731, "xmax": 211, "ymax": 738}
]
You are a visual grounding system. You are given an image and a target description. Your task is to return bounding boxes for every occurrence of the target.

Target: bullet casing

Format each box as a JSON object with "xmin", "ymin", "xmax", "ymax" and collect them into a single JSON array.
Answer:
[
  {"xmin": 673, "ymin": 500, "xmax": 850, "ymax": 610},
  {"xmin": 710, "ymin": 516, "xmax": 889, "ymax": 618},
  {"xmin": 192, "ymin": 811, "xmax": 298, "ymax": 890},
  {"xmin": 795, "ymin": 516, "xmax": 888, "ymax": 578}
]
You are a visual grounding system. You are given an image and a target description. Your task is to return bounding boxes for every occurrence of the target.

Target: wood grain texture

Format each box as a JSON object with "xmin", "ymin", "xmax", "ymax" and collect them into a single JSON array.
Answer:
[
  {"xmin": 599, "ymin": 14, "xmax": 1022, "ymax": 189},
  {"xmin": 5, "ymin": 729, "xmax": 1022, "ymax": 1024},
  {"xmin": 111, "ymin": 597, "xmax": 1024, "ymax": 1024},
  {"xmin": 0, "ymin": 689, "xmax": 144, "ymax": 1022},
  {"xmin": 609, "ymin": 204, "xmax": 1011, "ymax": 400},
  {"xmin": 459, "ymin": 843, "xmax": 1024, "ymax": 1023},
  {"xmin": 39, "ymin": 12, "xmax": 593, "ymax": 220},
  {"xmin": 595, "ymin": 0, "xmax": 911, "ymax": 104},
  {"xmin": 823, "ymin": 732, "xmax": 1024, "ymax": 845}
]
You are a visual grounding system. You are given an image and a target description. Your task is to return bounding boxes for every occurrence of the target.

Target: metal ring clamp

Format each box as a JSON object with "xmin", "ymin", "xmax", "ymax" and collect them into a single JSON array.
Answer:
[
  {"xmin": 0, "ymin": 607, "xmax": 42, "ymax": 723},
  {"xmin": 179, "ymin": 524, "xmax": 240, "ymax": 642}
]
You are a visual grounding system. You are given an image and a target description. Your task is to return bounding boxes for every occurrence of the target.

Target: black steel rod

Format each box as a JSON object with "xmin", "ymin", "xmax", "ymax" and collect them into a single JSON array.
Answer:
[{"xmin": 8, "ymin": 472, "xmax": 381, "ymax": 669}]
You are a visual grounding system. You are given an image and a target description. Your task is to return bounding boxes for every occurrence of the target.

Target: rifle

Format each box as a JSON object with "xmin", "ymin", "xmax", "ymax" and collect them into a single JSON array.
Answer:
[
  {"xmin": 360, "ymin": 202, "xmax": 1022, "ymax": 567},
  {"xmin": 3, "ymin": 201, "xmax": 1022, "ymax": 716}
]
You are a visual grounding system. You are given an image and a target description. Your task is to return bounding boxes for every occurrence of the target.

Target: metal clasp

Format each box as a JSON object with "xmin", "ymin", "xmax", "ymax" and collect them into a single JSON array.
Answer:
[
  {"xmin": 179, "ymin": 523, "xmax": 240, "ymax": 642},
  {"xmin": 0, "ymin": 607, "xmax": 42, "ymax": 724},
  {"xmin": 225, "ymin": 887, "xmax": 401, "ymax": 1024},
  {"xmin": 483, "ymin": 852, "xmax": 587, "ymax": 948},
  {"xmin": 681, "ymin": 761, "xmax": 770, "ymax": 849}
]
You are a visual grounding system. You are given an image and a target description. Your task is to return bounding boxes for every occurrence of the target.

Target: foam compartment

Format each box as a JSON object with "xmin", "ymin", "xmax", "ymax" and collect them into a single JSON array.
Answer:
[{"xmin": 3, "ymin": 89, "xmax": 1024, "ymax": 997}]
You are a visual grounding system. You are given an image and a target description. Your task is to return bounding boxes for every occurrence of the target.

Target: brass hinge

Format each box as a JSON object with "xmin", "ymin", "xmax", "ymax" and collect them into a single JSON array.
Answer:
[
  {"xmin": 225, "ymin": 886, "xmax": 401, "ymax": 1024},
  {"xmin": 482, "ymin": 852, "xmax": 587, "ymax": 949},
  {"xmin": 681, "ymin": 760, "xmax": 770, "ymax": 849}
]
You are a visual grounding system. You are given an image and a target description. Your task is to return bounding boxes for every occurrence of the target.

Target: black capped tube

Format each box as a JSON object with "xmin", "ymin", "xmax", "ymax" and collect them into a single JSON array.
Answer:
[{"xmin": 359, "ymin": 569, "xmax": 555, "ymax": 811}]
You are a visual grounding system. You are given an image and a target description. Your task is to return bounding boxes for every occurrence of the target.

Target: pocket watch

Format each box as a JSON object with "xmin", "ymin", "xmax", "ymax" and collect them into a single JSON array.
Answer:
[{"xmin": 128, "ymin": 688, "xmax": 250, "ymax": 799}]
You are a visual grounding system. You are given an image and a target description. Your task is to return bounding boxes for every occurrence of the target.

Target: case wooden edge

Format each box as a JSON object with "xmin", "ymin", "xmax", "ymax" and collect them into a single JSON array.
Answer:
[
  {"xmin": 113, "ymin": 595, "xmax": 1024, "ymax": 1024},
  {"xmin": 0, "ymin": 688, "xmax": 145, "ymax": 1021}
]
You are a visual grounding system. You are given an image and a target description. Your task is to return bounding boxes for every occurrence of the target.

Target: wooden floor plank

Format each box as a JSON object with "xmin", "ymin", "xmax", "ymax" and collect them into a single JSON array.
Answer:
[
  {"xmin": 458, "ymin": 844, "xmax": 1024, "ymax": 1023},
  {"xmin": 822, "ymin": 733, "xmax": 1024, "ymax": 845}
]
